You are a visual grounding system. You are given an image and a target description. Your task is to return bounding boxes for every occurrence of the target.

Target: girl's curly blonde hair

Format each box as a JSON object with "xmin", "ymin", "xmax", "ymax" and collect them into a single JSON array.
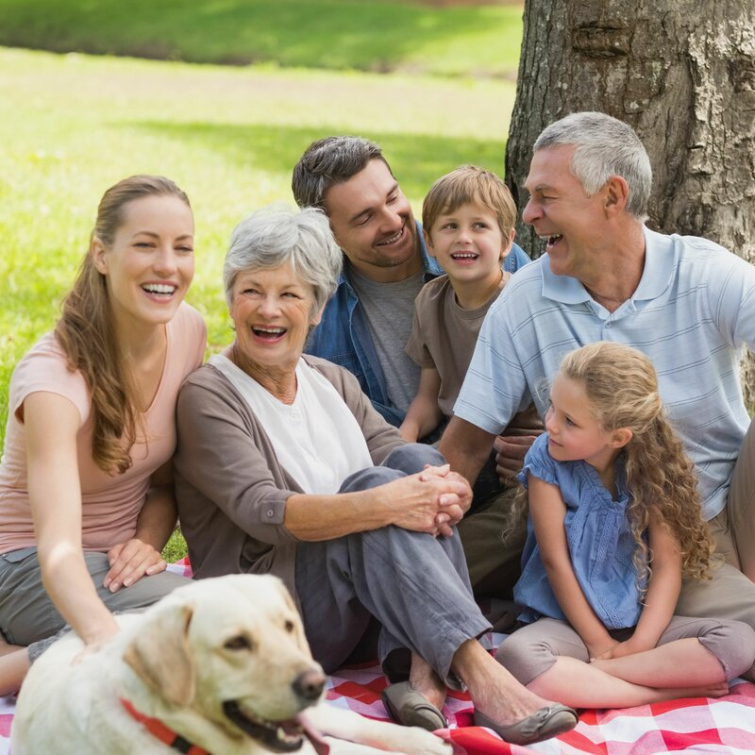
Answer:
[
  {"xmin": 510, "ymin": 342, "xmax": 715, "ymax": 583},
  {"xmin": 564, "ymin": 342, "xmax": 714, "ymax": 581}
]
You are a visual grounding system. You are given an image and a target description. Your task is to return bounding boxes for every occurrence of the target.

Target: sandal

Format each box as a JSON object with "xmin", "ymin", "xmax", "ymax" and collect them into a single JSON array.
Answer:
[
  {"xmin": 474, "ymin": 704, "xmax": 578, "ymax": 745},
  {"xmin": 381, "ymin": 681, "xmax": 448, "ymax": 732}
]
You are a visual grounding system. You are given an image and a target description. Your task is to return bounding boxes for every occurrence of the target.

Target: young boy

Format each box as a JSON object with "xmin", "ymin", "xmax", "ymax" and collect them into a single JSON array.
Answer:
[{"xmin": 401, "ymin": 165, "xmax": 540, "ymax": 501}]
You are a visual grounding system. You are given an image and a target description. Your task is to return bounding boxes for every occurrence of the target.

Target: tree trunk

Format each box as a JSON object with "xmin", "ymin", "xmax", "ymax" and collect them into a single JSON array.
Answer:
[{"xmin": 506, "ymin": 0, "xmax": 755, "ymax": 400}]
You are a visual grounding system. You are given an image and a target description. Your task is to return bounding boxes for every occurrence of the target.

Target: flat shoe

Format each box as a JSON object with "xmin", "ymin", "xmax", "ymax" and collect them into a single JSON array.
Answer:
[
  {"xmin": 381, "ymin": 681, "xmax": 448, "ymax": 732},
  {"xmin": 474, "ymin": 704, "xmax": 578, "ymax": 745}
]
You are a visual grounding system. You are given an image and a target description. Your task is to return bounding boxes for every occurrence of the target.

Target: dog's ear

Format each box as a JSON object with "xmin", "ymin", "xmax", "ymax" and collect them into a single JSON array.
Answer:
[{"xmin": 123, "ymin": 601, "xmax": 196, "ymax": 707}]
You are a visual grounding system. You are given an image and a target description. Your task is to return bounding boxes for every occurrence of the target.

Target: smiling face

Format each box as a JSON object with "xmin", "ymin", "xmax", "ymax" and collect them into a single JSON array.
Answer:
[
  {"xmin": 92, "ymin": 194, "xmax": 195, "ymax": 333},
  {"xmin": 545, "ymin": 372, "xmax": 627, "ymax": 474},
  {"xmin": 425, "ymin": 200, "xmax": 512, "ymax": 291},
  {"xmin": 522, "ymin": 145, "xmax": 611, "ymax": 281},
  {"xmin": 323, "ymin": 158, "xmax": 420, "ymax": 283},
  {"xmin": 229, "ymin": 262, "xmax": 321, "ymax": 379}
]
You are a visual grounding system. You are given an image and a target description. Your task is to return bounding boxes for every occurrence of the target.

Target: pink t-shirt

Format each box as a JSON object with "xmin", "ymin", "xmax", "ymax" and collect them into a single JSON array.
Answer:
[{"xmin": 0, "ymin": 302, "xmax": 206, "ymax": 554}]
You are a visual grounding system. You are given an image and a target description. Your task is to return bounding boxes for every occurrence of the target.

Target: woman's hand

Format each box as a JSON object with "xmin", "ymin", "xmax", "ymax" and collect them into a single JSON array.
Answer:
[
  {"xmin": 103, "ymin": 538, "xmax": 167, "ymax": 593},
  {"xmin": 387, "ymin": 465, "xmax": 472, "ymax": 536},
  {"xmin": 73, "ymin": 617, "xmax": 121, "ymax": 664},
  {"xmin": 419, "ymin": 464, "xmax": 472, "ymax": 535}
]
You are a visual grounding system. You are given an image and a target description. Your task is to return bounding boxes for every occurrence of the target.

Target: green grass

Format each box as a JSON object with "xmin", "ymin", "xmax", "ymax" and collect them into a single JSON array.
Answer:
[
  {"xmin": 0, "ymin": 46, "xmax": 516, "ymax": 446},
  {"xmin": 0, "ymin": 0, "xmax": 523, "ymax": 78},
  {"xmin": 0, "ymin": 5, "xmax": 521, "ymax": 565}
]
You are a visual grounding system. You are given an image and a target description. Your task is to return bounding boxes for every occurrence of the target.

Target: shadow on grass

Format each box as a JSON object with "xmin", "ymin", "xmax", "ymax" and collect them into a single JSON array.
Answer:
[
  {"xmin": 123, "ymin": 120, "xmax": 506, "ymax": 201},
  {"xmin": 0, "ymin": 0, "xmax": 520, "ymax": 75}
]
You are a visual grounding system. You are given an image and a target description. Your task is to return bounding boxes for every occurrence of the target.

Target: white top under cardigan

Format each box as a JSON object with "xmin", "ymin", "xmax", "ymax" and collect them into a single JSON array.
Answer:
[{"xmin": 210, "ymin": 355, "xmax": 374, "ymax": 494}]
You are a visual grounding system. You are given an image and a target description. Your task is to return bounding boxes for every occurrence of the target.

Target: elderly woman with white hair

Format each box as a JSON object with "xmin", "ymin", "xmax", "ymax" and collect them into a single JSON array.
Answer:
[{"xmin": 174, "ymin": 206, "xmax": 577, "ymax": 746}]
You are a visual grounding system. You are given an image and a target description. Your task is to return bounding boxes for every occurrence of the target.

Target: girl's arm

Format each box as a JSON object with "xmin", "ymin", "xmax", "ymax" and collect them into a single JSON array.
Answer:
[
  {"xmin": 103, "ymin": 459, "xmax": 176, "ymax": 592},
  {"xmin": 597, "ymin": 516, "xmax": 681, "ymax": 660},
  {"xmin": 529, "ymin": 475, "xmax": 618, "ymax": 659},
  {"xmin": 25, "ymin": 392, "xmax": 119, "ymax": 646},
  {"xmin": 399, "ymin": 367, "xmax": 443, "ymax": 442}
]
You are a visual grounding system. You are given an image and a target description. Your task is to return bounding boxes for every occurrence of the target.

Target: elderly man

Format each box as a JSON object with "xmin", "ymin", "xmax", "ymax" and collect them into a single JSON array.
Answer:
[
  {"xmin": 439, "ymin": 111, "xmax": 755, "ymax": 658},
  {"xmin": 292, "ymin": 136, "xmax": 531, "ymax": 427}
]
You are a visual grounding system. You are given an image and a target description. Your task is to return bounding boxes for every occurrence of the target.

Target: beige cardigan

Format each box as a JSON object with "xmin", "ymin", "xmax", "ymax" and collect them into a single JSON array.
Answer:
[{"xmin": 174, "ymin": 355, "xmax": 405, "ymax": 605}]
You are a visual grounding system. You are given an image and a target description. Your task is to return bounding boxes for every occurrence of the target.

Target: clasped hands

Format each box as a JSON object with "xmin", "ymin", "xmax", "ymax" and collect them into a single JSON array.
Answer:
[{"xmin": 388, "ymin": 463, "xmax": 471, "ymax": 538}]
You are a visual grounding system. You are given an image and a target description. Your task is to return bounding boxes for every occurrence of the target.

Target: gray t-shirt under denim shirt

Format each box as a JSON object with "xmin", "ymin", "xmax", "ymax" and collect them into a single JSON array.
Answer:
[{"xmin": 349, "ymin": 267, "xmax": 425, "ymax": 418}]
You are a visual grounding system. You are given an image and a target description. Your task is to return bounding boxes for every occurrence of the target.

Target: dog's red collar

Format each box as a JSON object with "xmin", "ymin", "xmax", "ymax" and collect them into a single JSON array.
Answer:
[{"xmin": 120, "ymin": 698, "xmax": 210, "ymax": 755}]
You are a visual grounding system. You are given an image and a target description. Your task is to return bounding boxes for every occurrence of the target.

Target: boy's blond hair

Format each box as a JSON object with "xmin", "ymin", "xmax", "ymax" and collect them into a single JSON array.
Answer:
[{"xmin": 422, "ymin": 165, "xmax": 517, "ymax": 239}]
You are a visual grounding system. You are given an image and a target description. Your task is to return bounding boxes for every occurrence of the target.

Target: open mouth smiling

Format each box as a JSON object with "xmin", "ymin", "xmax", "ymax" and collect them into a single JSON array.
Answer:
[
  {"xmin": 541, "ymin": 234, "xmax": 563, "ymax": 251},
  {"xmin": 375, "ymin": 224, "xmax": 405, "ymax": 247},
  {"xmin": 223, "ymin": 701, "xmax": 329, "ymax": 755},
  {"xmin": 450, "ymin": 252, "xmax": 479, "ymax": 261},
  {"xmin": 141, "ymin": 283, "xmax": 177, "ymax": 296},
  {"xmin": 252, "ymin": 326, "xmax": 287, "ymax": 340}
]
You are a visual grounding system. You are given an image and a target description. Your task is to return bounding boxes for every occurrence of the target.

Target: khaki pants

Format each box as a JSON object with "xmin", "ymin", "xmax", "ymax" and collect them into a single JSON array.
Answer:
[
  {"xmin": 676, "ymin": 416, "xmax": 755, "ymax": 680},
  {"xmin": 456, "ymin": 484, "xmax": 526, "ymax": 601}
]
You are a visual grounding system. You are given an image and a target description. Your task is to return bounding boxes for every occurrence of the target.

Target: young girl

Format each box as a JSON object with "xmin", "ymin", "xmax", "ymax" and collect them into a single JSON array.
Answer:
[
  {"xmin": 0, "ymin": 175, "xmax": 206, "ymax": 694},
  {"xmin": 493, "ymin": 342, "xmax": 755, "ymax": 710}
]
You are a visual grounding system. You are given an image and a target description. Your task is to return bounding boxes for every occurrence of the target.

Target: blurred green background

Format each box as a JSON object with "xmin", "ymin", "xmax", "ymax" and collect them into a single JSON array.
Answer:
[{"xmin": 0, "ymin": 1, "xmax": 523, "ymax": 558}]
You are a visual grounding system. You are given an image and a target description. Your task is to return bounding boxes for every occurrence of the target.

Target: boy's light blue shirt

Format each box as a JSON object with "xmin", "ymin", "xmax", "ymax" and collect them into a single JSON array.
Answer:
[
  {"xmin": 455, "ymin": 227, "xmax": 755, "ymax": 520},
  {"xmin": 306, "ymin": 220, "xmax": 530, "ymax": 426}
]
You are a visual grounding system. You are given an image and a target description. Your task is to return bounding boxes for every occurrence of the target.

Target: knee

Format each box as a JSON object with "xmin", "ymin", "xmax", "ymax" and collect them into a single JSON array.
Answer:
[
  {"xmin": 698, "ymin": 619, "xmax": 755, "ymax": 680},
  {"xmin": 494, "ymin": 631, "xmax": 553, "ymax": 687},
  {"xmin": 384, "ymin": 443, "xmax": 445, "ymax": 474}
]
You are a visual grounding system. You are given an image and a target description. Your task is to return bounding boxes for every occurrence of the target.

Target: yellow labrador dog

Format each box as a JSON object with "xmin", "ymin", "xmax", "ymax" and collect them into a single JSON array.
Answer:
[{"xmin": 12, "ymin": 574, "xmax": 450, "ymax": 755}]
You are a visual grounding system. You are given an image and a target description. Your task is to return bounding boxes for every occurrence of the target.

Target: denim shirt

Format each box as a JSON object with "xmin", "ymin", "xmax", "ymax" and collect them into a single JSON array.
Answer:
[
  {"xmin": 514, "ymin": 433, "xmax": 645, "ymax": 630},
  {"xmin": 305, "ymin": 220, "xmax": 531, "ymax": 426}
]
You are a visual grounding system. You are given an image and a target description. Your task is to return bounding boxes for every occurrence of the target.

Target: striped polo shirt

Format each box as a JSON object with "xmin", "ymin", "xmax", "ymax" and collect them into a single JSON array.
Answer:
[{"xmin": 455, "ymin": 227, "xmax": 755, "ymax": 519}]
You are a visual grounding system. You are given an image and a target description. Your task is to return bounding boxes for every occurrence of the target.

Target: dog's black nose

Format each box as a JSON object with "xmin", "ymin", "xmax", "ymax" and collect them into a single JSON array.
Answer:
[{"xmin": 293, "ymin": 669, "xmax": 326, "ymax": 702}]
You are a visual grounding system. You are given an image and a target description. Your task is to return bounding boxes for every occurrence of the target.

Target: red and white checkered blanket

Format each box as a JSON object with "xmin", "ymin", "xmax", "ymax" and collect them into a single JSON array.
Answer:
[
  {"xmin": 325, "ymin": 661, "xmax": 755, "ymax": 754},
  {"xmin": 2, "ymin": 559, "xmax": 753, "ymax": 753}
]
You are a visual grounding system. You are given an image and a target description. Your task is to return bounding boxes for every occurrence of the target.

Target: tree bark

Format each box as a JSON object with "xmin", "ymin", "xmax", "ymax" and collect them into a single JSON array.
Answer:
[{"xmin": 506, "ymin": 0, "xmax": 755, "ymax": 399}]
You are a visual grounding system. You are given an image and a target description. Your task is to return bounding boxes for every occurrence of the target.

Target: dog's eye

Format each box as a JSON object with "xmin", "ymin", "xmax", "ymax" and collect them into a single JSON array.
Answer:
[
  {"xmin": 284, "ymin": 620, "xmax": 295, "ymax": 634},
  {"xmin": 224, "ymin": 635, "xmax": 253, "ymax": 651}
]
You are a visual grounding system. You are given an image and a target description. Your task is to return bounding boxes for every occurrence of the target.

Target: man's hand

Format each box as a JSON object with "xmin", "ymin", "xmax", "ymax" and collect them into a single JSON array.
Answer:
[
  {"xmin": 104, "ymin": 538, "xmax": 167, "ymax": 593},
  {"xmin": 493, "ymin": 434, "xmax": 538, "ymax": 483}
]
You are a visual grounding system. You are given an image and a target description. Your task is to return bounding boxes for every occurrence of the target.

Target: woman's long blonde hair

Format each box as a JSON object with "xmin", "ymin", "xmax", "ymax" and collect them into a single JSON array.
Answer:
[
  {"xmin": 54, "ymin": 175, "xmax": 190, "ymax": 475},
  {"xmin": 559, "ymin": 342, "xmax": 714, "ymax": 581}
]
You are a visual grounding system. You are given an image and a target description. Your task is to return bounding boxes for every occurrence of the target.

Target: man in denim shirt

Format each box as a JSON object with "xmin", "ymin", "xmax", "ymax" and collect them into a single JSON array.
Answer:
[{"xmin": 292, "ymin": 136, "xmax": 530, "ymax": 427}]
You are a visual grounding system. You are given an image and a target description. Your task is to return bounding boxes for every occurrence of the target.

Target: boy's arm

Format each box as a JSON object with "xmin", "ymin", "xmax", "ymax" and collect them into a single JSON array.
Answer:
[
  {"xmin": 596, "ymin": 516, "xmax": 680, "ymax": 660},
  {"xmin": 529, "ymin": 475, "xmax": 618, "ymax": 659},
  {"xmin": 400, "ymin": 367, "xmax": 443, "ymax": 442}
]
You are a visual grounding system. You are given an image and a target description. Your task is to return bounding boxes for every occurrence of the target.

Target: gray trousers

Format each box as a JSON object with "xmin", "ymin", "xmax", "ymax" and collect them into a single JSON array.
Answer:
[
  {"xmin": 0, "ymin": 546, "xmax": 189, "ymax": 660},
  {"xmin": 295, "ymin": 444, "xmax": 491, "ymax": 686},
  {"xmin": 496, "ymin": 615, "xmax": 755, "ymax": 687}
]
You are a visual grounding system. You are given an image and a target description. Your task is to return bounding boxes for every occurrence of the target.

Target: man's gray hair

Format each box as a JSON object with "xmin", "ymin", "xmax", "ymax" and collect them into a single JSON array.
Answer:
[
  {"xmin": 535, "ymin": 112, "xmax": 652, "ymax": 220},
  {"xmin": 292, "ymin": 136, "xmax": 388, "ymax": 211},
  {"xmin": 224, "ymin": 205, "xmax": 343, "ymax": 314}
]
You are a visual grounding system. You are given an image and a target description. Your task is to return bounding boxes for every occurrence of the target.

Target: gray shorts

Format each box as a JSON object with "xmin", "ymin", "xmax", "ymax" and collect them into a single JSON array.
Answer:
[{"xmin": 0, "ymin": 546, "xmax": 189, "ymax": 660}]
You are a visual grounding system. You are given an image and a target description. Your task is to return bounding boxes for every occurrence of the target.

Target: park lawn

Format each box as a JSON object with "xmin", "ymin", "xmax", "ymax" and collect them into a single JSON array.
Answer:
[
  {"xmin": 0, "ymin": 46, "xmax": 517, "ymax": 445},
  {"xmin": 0, "ymin": 0, "xmax": 523, "ymax": 78}
]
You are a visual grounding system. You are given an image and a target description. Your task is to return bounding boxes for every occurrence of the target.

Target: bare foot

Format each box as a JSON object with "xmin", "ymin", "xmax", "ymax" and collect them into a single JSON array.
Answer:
[
  {"xmin": 651, "ymin": 681, "xmax": 730, "ymax": 702},
  {"xmin": 409, "ymin": 652, "xmax": 446, "ymax": 710}
]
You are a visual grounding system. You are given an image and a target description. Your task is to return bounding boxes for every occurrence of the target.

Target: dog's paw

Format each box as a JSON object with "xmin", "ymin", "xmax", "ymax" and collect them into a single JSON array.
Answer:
[{"xmin": 398, "ymin": 729, "xmax": 452, "ymax": 755}]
